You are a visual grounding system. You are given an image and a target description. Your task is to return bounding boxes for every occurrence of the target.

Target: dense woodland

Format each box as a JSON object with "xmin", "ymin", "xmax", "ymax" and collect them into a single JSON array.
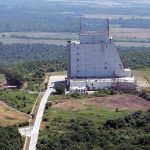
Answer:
[
  {"xmin": 37, "ymin": 111, "xmax": 150, "ymax": 150},
  {"xmin": 0, "ymin": 43, "xmax": 66, "ymax": 65},
  {"xmin": 0, "ymin": 126, "xmax": 23, "ymax": 150}
]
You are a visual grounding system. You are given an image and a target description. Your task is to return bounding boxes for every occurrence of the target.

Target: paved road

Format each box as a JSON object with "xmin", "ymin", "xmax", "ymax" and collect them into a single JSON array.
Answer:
[
  {"xmin": 28, "ymin": 75, "xmax": 66, "ymax": 150},
  {"xmin": 29, "ymin": 88, "xmax": 53, "ymax": 150},
  {"xmin": 19, "ymin": 126, "xmax": 33, "ymax": 137}
]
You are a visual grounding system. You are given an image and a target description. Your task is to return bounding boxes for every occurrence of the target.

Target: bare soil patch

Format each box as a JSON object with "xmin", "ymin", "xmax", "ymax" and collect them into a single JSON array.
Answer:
[
  {"xmin": 0, "ymin": 101, "xmax": 29, "ymax": 126},
  {"xmin": 52, "ymin": 100, "xmax": 85, "ymax": 110},
  {"xmin": 87, "ymin": 95, "xmax": 150, "ymax": 111}
]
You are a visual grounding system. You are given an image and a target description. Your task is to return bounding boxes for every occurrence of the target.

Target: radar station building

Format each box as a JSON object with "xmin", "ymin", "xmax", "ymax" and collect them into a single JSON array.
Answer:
[{"xmin": 67, "ymin": 20, "xmax": 136, "ymax": 94}]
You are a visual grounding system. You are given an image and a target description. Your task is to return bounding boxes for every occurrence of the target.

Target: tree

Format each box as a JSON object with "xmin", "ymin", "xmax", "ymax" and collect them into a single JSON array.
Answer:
[
  {"xmin": 5, "ymin": 71, "xmax": 24, "ymax": 88},
  {"xmin": 55, "ymin": 84, "xmax": 65, "ymax": 95}
]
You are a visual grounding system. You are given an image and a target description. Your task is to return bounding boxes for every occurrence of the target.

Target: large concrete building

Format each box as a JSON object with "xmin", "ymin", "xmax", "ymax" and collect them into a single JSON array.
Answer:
[{"xmin": 67, "ymin": 20, "xmax": 136, "ymax": 93}]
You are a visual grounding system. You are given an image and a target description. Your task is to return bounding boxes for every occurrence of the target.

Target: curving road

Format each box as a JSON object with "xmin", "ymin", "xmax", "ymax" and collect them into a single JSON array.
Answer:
[
  {"xmin": 28, "ymin": 75, "xmax": 66, "ymax": 150},
  {"xmin": 29, "ymin": 88, "xmax": 53, "ymax": 150}
]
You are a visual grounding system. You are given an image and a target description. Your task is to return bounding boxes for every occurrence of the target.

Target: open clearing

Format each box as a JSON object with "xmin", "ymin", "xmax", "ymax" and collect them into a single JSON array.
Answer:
[
  {"xmin": 52, "ymin": 100, "xmax": 85, "ymax": 110},
  {"xmin": 52, "ymin": 95, "xmax": 150, "ymax": 111},
  {"xmin": 0, "ymin": 101, "xmax": 29, "ymax": 127},
  {"xmin": 87, "ymin": 95, "xmax": 150, "ymax": 111}
]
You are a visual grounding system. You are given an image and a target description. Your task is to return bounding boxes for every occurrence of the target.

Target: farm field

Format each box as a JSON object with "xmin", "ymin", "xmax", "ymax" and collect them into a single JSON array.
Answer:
[
  {"xmin": 1, "ymin": 39, "xmax": 150, "ymax": 47},
  {"xmin": 0, "ymin": 101, "xmax": 29, "ymax": 127},
  {"xmin": 0, "ymin": 28, "xmax": 150, "ymax": 47},
  {"xmin": 83, "ymin": 14, "xmax": 150, "ymax": 19}
]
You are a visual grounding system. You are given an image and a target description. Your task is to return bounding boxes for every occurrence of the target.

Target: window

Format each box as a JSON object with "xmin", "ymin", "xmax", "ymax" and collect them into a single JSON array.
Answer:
[
  {"xmin": 77, "ymin": 59, "xmax": 79, "ymax": 61},
  {"xmin": 105, "ymin": 67, "xmax": 107, "ymax": 69}
]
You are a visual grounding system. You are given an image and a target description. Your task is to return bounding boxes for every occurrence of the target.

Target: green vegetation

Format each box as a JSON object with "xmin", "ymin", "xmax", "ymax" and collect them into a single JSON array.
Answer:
[
  {"xmin": 55, "ymin": 84, "xmax": 66, "ymax": 95},
  {"xmin": 37, "ymin": 111, "xmax": 150, "ymax": 149},
  {"xmin": 0, "ymin": 90, "xmax": 37, "ymax": 113},
  {"xmin": 119, "ymin": 47, "xmax": 150, "ymax": 69},
  {"xmin": 0, "ymin": 126, "xmax": 23, "ymax": 150},
  {"xmin": 0, "ymin": 43, "xmax": 66, "ymax": 65},
  {"xmin": 139, "ymin": 91, "xmax": 150, "ymax": 101},
  {"xmin": 49, "ymin": 89, "xmax": 138, "ymax": 101},
  {"xmin": 5, "ymin": 70, "xmax": 24, "ymax": 88},
  {"xmin": 0, "ymin": 43, "xmax": 67, "ymax": 90},
  {"xmin": 0, "ymin": 74, "xmax": 5, "ymax": 84}
]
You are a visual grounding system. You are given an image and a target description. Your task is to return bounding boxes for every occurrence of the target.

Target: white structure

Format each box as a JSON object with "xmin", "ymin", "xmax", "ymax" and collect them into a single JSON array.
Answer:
[
  {"xmin": 70, "ymin": 86, "xmax": 87, "ymax": 94},
  {"xmin": 67, "ymin": 20, "xmax": 136, "ymax": 93}
]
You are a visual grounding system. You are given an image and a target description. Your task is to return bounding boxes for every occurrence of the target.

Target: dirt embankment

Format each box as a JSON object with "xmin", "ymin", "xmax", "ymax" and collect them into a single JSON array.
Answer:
[
  {"xmin": 0, "ymin": 101, "xmax": 29, "ymax": 126},
  {"xmin": 52, "ymin": 95, "xmax": 150, "ymax": 111},
  {"xmin": 88, "ymin": 95, "xmax": 150, "ymax": 111},
  {"xmin": 52, "ymin": 100, "xmax": 85, "ymax": 110}
]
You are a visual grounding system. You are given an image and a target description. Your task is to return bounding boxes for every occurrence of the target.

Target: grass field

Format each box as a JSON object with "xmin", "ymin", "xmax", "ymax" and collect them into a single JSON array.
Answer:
[
  {"xmin": 0, "ymin": 28, "xmax": 150, "ymax": 47},
  {"xmin": 42, "ymin": 103, "xmax": 131, "ymax": 130},
  {"xmin": 0, "ymin": 90, "xmax": 37, "ymax": 113}
]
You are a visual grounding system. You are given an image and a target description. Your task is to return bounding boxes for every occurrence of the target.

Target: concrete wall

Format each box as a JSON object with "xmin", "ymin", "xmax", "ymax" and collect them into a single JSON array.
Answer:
[
  {"xmin": 69, "ymin": 41, "xmax": 127, "ymax": 78},
  {"xmin": 87, "ymin": 81, "xmax": 112, "ymax": 90}
]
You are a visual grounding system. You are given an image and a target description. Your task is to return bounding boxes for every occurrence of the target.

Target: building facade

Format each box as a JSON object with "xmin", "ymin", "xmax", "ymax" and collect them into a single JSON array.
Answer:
[{"xmin": 67, "ymin": 21, "xmax": 136, "ymax": 93}]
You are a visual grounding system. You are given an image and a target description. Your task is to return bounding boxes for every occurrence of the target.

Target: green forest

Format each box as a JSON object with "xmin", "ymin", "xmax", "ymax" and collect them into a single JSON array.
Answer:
[
  {"xmin": 37, "ymin": 111, "xmax": 150, "ymax": 150},
  {"xmin": 0, "ymin": 126, "xmax": 23, "ymax": 150}
]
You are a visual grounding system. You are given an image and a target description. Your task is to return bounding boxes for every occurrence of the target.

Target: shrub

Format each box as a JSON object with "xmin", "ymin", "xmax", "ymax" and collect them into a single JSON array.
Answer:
[
  {"xmin": 18, "ymin": 121, "xmax": 29, "ymax": 127},
  {"xmin": 55, "ymin": 84, "xmax": 65, "ymax": 95},
  {"xmin": 43, "ymin": 117, "xmax": 48, "ymax": 122}
]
